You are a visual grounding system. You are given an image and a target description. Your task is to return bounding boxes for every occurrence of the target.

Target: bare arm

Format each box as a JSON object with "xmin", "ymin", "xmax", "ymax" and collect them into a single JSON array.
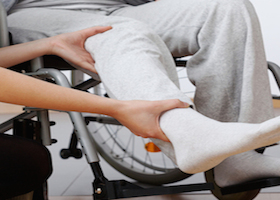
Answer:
[
  {"xmin": 0, "ymin": 67, "xmax": 188, "ymax": 141},
  {"xmin": 0, "ymin": 26, "xmax": 112, "ymax": 73},
  {"xmin": 0, "ymin": 27, "xmax": 189, "ymax": 141}
]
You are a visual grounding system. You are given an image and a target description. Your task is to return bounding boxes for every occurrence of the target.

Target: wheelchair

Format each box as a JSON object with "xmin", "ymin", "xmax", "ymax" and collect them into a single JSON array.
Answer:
[{"xmin": 2, "ymin": 2, "xmax": 280, "ymax": 200}]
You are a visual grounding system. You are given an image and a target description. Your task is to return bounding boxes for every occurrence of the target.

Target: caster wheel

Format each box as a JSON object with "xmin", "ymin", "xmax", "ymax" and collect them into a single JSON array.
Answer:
[
  {"xmin": 60, "ymin": 149, "xmax": 71, "ymax": 159},
  {"xmin": 72, "ymin": 149, "xmax": 83, "ymax": 159},
  {"xmin": 205, "ymin": 169, "xmax": 260, "ymax": 200},
  {"xmin": 60, "ymin": 149, "xmax": 83, "ymax": 159}
]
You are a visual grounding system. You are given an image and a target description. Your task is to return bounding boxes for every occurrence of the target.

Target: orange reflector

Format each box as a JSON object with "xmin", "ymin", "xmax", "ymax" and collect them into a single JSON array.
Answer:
[{"xmin": 145, "ymin": 142, "xmax": 161, "ymax": 152}]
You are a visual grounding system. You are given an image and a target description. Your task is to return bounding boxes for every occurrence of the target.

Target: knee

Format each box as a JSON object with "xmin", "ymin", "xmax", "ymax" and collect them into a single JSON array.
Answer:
[
  {"xmin": 118, "ymin": 20, "xmax": 161, "ymax": 50},
  {"xmin": 209, "ymin": 0, "xmax": 255, "ymax": 15},
  {"xmin": 210, "ymin": 0, "xmax": 250, "ymax": 7},
  {"xmin": 198, "ymin": 0, "xmax": 259, "ymax": 33},
  {"xmin": 85, "ymin": 18, "xmax": 163, "ymax": 58},
  {"xmin": 110, "ymin": 19, "xmax": 160, "ymax": 46}
]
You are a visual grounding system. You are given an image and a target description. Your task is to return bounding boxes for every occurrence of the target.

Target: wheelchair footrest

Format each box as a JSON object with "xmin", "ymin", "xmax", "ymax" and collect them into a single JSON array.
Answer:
[
  {"xmin": 221, "ymin": 177, "xmax": 280, "ymax": 195},
  {"xmin": 93, "ymin": 179, "xmax": 214, "ymax": 199}
]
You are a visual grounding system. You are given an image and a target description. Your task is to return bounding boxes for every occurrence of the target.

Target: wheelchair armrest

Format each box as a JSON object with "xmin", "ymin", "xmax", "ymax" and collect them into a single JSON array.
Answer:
[
  {"xmin": 268, "ymin": 61, "xmax": 280, "ymax": 94},
  {"xmin": 9, "ymin": 55, "xmax": 77, "ymax": 73},
  {"xmin": 0, "ymin": 0, "xmax": 10, "ymax": 47},
  {"xmin": 174, "ymin": 57, "xmax": 187, "ymax": 67}
]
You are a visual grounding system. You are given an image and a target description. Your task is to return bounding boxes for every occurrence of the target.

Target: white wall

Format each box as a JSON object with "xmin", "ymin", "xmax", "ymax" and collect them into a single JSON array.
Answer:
[
  {"xmin": 250, "ymin": 0, "xmax": 280, "ymax": 95},
  {"xmin": 251, "ymin": 0, "xmax": 280, "ymax": 65}
]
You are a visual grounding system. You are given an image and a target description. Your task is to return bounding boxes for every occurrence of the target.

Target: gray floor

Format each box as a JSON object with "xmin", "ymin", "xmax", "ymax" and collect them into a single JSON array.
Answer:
[{"xmin": 48, "ymin": 193, "xmax": 280, "ymax": 200}]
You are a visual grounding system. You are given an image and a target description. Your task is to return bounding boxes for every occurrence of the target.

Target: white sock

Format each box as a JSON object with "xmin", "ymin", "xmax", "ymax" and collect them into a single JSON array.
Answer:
[
  {"xmin": 151, "ymin": 138, "xmax": 177, "ymax": 164},
  {"xmin": 214, "ymin": 150, "xmax": 280, "ymax": 187},
  {"xmin": 159, "ymin": 107, "xmax": 280, "ymax": 174}
]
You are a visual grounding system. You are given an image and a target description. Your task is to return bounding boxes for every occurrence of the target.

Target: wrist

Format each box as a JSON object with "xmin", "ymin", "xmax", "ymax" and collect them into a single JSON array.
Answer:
[
  {"xmin": 43, "ymin": 37, "xmax": 56, "ymax": 55},
  {"xmin": 105, "ymin": 99, "xmax": 127, "ymax": 119}
]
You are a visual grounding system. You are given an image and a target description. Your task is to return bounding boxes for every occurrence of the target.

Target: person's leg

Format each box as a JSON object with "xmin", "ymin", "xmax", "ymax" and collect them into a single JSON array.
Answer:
[
  {"xmin": 110, "ymin": 0, "xmax": 280, "ymax": 184},
  {"xmin": 8, "ymin": 7, "xmax": 280, "ymax": 175},
  {"xmin": 111, "ymin": 0, "xmax": 274, "ymax": 123},
  {"xmin": 84, "ymin": 16, "xmax": 280, "ymax": 174},
  {"xmin": 0, "ymin": 134, "xmax": 52, "ymax": 199}
]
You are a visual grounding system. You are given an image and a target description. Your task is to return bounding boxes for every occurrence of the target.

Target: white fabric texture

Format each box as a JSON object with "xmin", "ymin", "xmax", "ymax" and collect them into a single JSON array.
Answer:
[{"xmin": 214, "ymin": 150, "xmax": 280, "ymax": 187}]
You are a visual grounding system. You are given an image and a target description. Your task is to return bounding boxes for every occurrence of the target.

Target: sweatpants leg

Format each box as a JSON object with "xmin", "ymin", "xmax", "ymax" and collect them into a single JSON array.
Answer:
[
  {"xmin": 109, "ymin": 0, "xmax": 280, "ymax": 184},
  {"xmin": 111, "ymin": 0, "xmax": 274, "ymax": 123}
]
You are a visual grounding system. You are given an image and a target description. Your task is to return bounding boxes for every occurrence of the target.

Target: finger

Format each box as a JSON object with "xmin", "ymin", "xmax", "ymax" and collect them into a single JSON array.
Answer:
[
  {"xmin": 80, "ymin": 62, "xmax": 98, "ymax": 74},
  {"xmin": 94, "ymin": 26, "xmax": 113, "ymax": 33},
  {"xmin": 135, "ymin": 130, "xmax": 170, "ymax": 142},
  {"xmin": 153, "ymin": 121, "xmax": 171, "ymax": 142},
  {"xmin": 159, "ymin": 99, "xmax": 190, "ymax": 112},
  {"xmin": 157, "ymin": 133, "xmax": 170, "ymax": 142},
  {"xmin": 154, "ymin": 99, "xmax": 188, "ymax": 142},
  {"xmin": 152, "ymin": 128, "xmax": 170, "ymax": 142},
  {"xmin": 81, "ymin": 26, "xmax": 112, "ymax": 38}
]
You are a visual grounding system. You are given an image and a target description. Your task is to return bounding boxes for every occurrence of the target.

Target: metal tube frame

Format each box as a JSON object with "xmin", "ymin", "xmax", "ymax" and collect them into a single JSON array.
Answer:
[{"xmin": 26, "ymin": 68, "xmax": 100, "ymax": 163}]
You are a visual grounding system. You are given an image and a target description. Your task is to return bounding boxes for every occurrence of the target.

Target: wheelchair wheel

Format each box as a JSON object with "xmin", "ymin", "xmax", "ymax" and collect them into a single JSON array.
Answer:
[
  {"xmin": 86, "ymin": 66, "xmax": 193, "ymax": 185},
  {"xmin": 87, "ymin": 118, "xmax": 191, "ymax": 185}
]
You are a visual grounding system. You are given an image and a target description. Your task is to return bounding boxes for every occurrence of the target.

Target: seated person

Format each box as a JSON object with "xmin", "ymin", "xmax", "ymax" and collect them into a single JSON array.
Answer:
[
  {"xmin": 0, "ymin": 27, "xmax": 189, "ymax": 199},
  {"xmin": 6, "ymin": 0, "xmax": 280, "ymax": 193}
]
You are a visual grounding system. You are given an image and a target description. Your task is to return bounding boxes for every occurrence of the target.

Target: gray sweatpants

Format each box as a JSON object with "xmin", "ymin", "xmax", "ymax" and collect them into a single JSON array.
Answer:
[{"xmin": 8, "ymin": 0, "xmax": 274, "ymax": 130}]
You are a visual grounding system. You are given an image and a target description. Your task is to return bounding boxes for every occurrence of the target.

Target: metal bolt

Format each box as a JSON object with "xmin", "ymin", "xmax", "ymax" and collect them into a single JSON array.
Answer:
[{"xmin": 95, "ymin": 188, "xmax": 102, "ymax": 194}]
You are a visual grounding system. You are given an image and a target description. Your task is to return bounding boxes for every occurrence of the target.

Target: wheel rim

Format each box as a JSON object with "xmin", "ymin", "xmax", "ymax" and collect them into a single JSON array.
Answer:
[{"xmin": 87, "ymin": 119, "xmax": 190, "ymax": 184}]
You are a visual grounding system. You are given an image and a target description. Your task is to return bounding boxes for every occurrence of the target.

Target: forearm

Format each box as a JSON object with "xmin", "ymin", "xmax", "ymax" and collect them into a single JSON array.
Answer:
[
  {"xmin": 0, "ymin": 38, "xmax": 51, "ymax": 68},
  {"xmin": 0, "ymin": 67, "xmax": 188, "ymax": 141},
  {"xmin": 0, "ymin": 67, "xmax": 121, "ymax": 117}
]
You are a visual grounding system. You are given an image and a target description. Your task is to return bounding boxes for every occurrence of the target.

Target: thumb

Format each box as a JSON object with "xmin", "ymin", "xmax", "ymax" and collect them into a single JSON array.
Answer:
[
  {"xmin": 159, "ymin": 99, "xmax": 190, "ymax": 112},
  {"xmin": 82, "ymin": 26, "xmax": 113, "ymax": 38},
  {"xmin": 154, "ymin": 99, "xmax": 189, "ymax": 142}
]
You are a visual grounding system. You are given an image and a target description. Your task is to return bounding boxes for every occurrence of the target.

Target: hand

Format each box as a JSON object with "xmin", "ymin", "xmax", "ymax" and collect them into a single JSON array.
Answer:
[
  {"xmin": 47, "ymin": 26, "xmax": 112, "ymax": 74},
  {"xmin": 114, "ymin": 99, "xmax": 190, "ymax": 142}
]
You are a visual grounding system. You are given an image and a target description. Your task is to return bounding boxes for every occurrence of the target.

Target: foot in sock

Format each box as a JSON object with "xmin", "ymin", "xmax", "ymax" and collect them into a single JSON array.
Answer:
[
  {"xmin": 159, "ymin": 108, "xmax": 280, "ymax": 174},
  {"xmin": 214, "ymin": 151, "xmax": 280, "ymax": 187}
]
